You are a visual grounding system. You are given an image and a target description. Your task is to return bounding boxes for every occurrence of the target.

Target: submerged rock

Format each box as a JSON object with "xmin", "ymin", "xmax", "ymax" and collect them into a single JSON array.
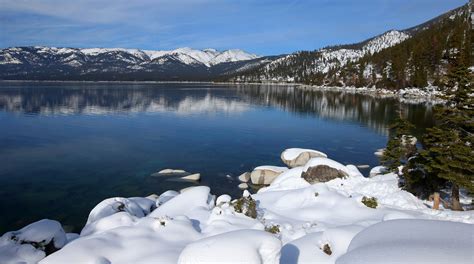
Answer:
[
  {"xmin": 281, "ymin": 148, "xmax": 328, "ymax": 168},
  {"xmin": 250, "ymin": 166, "xmax": 288, "ymax": 185}
]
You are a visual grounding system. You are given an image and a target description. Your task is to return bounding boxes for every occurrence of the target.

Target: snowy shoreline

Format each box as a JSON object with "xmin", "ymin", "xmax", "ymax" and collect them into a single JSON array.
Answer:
[{"xmin": 1, "ymin": 148, "xmax": 472, "ymax": 264}]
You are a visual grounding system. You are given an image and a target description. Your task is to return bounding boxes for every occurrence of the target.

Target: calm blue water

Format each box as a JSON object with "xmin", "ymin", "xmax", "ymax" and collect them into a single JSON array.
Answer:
[{"xmin": 0, "ymin": 82, "xmax": 434, "ymax": 233}]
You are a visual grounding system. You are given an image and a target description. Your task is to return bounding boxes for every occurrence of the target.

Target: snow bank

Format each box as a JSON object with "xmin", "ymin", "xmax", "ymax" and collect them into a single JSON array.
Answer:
[
  {"xmin": 336, "ymin": 219, "xmax": 474, "ymax": 264},
  {"xmin": 178, "ymin": 230, "xmax": 281, "ymax": 264}
]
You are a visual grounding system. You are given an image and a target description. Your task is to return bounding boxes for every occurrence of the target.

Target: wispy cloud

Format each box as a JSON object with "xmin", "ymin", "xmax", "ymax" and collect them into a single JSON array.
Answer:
[{"xmin": 0, "ymin": 0, "xmax": 467, "ymax": 54}]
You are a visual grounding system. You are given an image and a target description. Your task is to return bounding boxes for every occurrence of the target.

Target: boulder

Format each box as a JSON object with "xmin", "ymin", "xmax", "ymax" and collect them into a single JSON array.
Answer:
[
  {"xmin": 250, "ymin": 166, "xmax": 288, "ymax": 185},
  {"xmin": 302, "ymin": 165, "xmax": 348, "ymax": 183},
  {"xmin": 238, "ymin": 172, "xmax": 251, "ymax": 183},
  {"xmin": 180, "ymin": 173, "xmax": 200, "ymax": 181},
  {"xmin": 281, "ymin": 148, "xmax": 328, "ymax": 168},
  {"xmin": 0, "ymin": 219, "xmax": 67, "ymax": 263},
  {"xmin": 374, "ymin": 148, "xmax": 385, "ymax": 157},
  {"xmin": 238, "ymin": 183, "xmax": 249, "ymax": 189},
  {"xmin": 302, "ymin": 164, "xmax": 348, "ymax": 184},
  {"xmin": 151, "ymin": 169, "xmax": 187, "ymax": 177},
  {"xmin": 369, "ymin": 166, "xmax": 388, "ymax": 177}
]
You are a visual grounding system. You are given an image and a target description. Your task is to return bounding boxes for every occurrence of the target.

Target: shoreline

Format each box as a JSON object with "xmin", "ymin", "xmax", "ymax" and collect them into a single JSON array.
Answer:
[
  {"xmin": 1, "ymin": 79, "xmax": 445, "ymax": 103},
  {"xmin": 1, "ymin": 147, "xmax": 472, "ymax": 263}
]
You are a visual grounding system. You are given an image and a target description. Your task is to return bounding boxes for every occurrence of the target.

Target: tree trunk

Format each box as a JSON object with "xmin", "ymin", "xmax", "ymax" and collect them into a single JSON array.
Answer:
[
  {"xmin": 451, "ymin": 184, "xmax": 463, "ymax": 211},
  {"xmin": 433, "ymin": 192, "xmax": 440, "ymax": 210}
]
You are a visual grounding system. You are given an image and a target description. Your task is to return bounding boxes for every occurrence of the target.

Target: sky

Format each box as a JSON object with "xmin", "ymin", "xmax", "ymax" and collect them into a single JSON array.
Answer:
[{"xmin": 0, "ymin": 0, "xmax": 468, "ymax": 55}]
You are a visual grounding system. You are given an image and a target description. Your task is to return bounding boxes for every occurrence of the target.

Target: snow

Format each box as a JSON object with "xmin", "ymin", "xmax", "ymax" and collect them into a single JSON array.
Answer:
[
  {"xmin": 0, "ymin": 220, "xmax": 67, "ymax": 264},
  {"xmin": 302, "ymin": 157, "xmax": 352, "ymax": 175},
  {"xmin": 281, "ymin": 148, "xmax": 328, "ymax": 160},
  {"xmin": 178, "ymin": 230, "xmax": 281, "ymax": 264},
  {"xmin": 254, "ymin": 165, "xmax": 289, "ymax": 173},
  {"xmin": 4, "ymin": 149, "xmax": 474, "ymax": 263},
  {"xmin": 336, "ymin": 219, "xmax": 474, "ymax": 264},
  {"xmin": 369, "ymin": 165, "xmax": 388, "ymax": 177},
  {"xmin": 0, "ymin": 46, "xmax": 259, "ymax": 67}
]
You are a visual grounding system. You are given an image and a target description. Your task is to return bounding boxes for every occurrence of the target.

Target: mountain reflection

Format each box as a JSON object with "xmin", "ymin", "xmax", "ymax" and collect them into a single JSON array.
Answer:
[
  {"xmin": 234, "ymin": 84, "xmax": 435, "ymax": 135},
  {"xmin": 0, "ymin": 83, "xmax": 434, "ymax": 134}
]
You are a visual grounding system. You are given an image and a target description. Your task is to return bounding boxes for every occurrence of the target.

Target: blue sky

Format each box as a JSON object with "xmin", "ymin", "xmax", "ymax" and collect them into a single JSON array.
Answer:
[{"xmin": 0, "ymin": 0, "xmax": 467, "ymax": 55}]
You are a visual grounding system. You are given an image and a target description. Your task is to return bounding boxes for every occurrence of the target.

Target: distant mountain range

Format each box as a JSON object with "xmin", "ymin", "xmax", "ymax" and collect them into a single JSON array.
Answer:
[
  {"xmin": 0, "ymin": 3, "xmax": 471, "ymax": 89},
  {"xmin": 0, "ymin": 46, "xmax": 277, "ymax": 81}
]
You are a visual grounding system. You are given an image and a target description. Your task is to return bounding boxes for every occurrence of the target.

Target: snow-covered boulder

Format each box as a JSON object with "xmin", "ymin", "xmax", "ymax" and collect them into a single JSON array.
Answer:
[
  {"xmin": 369, "ymin": 166, "xmax": 388, "ymax": 177},
  {"xmin": 177, "ymin": 230, "xmax": 281, "ymax": 264},
  {"xmin": 84, "ymin": 197, "xmax": 145, "ymax": 227},
  {"xmin": 301, "ymin": 157, "xmax": 350, "ymax": 183},
  {"xmin": 251, "ymin": 166, "xmax": 288, "ymax": 185},
  {"xmin": 336, "ymin": 219, "xmax": 474, "ymax": 264},
  {"xmin": 0, "ymin": 219, "xmax": 67, "ymax": 264},
  {"xmin": 42, "ymin": 217, "xmax": 202, "ymax": 264},
  {"xmin": 156, "ymin": 190, "xmax": 180, "ymax": 206},
  {"xmin": 281, "ymin": 148, "xmax": 328, "ymax": 168},
  {"xmin": 148, "ymin": 186, "xmax": 215, "ymax": 226}
]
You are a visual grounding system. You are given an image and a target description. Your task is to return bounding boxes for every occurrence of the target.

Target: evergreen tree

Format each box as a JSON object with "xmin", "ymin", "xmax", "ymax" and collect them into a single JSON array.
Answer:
[
  {"xmin": 421, "ymin": 59, "xmax": 473, "ymax": 210},
  {"xmin": 381, "ymin": 110, "xmax": 416, "ymax": 172}
]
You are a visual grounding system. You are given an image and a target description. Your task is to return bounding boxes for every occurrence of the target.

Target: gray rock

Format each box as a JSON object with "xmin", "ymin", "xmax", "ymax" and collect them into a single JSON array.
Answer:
[
  {"xmin": 301, "ymin": 165, "xmax": 348, "ymax": 184},
  {"xmin": 238, "ymin": 183, "xmax": 249, "ymax": 189},
  {"xmin": 180, "ymin": 173, "xmax": 200, "ymax": 181},
  {"xmin": 238, "ymin": 172, "xmax": 251, "ymax": 183},
  {"xmin": 151, "ymin": 169, "xmax": 187, "ymax": 177},
  {"xmin": 281, "ymin": 148, "xmax": 328, "ymax": 168},
  {"xmin": 250, "ymin": 166, "xmax": 287, "ymax": 185}
]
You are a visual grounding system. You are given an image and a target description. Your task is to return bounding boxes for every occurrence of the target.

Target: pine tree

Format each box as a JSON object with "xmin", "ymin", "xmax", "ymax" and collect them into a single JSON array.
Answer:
[
  {"xmin": 381, "ymin": 110, "xmax": 416, "ymax": 172},
  {"xmin": 421, "ymin": 59, "xmax": 473, "ymax": 210}
]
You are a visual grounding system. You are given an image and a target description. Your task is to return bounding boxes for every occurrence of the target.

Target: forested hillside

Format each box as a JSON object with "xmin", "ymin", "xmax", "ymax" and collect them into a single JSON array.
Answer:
[{"xmin": 229, "ymin": 3, "xmax": 472, "ymax": 90}]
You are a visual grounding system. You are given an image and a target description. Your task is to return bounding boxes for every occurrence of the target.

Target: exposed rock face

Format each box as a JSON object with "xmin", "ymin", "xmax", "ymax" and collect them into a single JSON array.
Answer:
[
  {"xmin": 301, "ymin": 165, "xmax": 348, "ymax": 184},
  {"xmin": 250, "ymin": 166, "xmax": 288, "ymax": 185},
  {"xmin": 281, "ymin": 148, "xmax": 327, "ymax": 168}
]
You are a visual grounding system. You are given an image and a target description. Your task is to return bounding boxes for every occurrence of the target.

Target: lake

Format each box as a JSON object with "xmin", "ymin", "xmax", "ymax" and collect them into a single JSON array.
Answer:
[{"xmin": 0, "ymin": 82, "xmax": 434, "ymax": 233}]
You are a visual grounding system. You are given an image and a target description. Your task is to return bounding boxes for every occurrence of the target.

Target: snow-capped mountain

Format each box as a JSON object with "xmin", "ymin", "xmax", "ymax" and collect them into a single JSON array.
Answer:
[
  {"xmin": 232, "ymin": 30, "xmax": 411, "ymax": 82},
  {"xmin": 230, "ymin": 3, "xmax": 470, "ymax": 88},
  {"xmin": 0, "ymin": 46, "xmax": 265, "ymax": 81}
]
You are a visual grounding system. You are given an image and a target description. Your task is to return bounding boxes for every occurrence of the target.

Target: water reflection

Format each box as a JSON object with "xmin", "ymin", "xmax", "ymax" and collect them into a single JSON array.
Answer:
[{"xmin": 0, "ymin": 82, "xmax": 434, "ymax": 136}]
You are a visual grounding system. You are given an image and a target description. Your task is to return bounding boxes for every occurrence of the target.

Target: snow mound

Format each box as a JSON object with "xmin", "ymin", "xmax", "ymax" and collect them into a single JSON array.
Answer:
[
  {"xmin": 0, "ymin": 219, "xmax": 67, "ymax": 264},
  {"xmin": 84, "ymin": 197, "xmax": 145, "ymax": 226},
  {"xmin": 41, "ymin": 217, "xmax": 202, "ymax": 264},
  {"xmin": 282, "ymin": 148, "xmax": 328, "ymax": 160},
  {"xmin": 336, "ymin": 219, "xmax": 474, "ymax": 264},
  {"xmin": 177, "ymin": 229, "xmax": 281, "ymax": 264}
]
